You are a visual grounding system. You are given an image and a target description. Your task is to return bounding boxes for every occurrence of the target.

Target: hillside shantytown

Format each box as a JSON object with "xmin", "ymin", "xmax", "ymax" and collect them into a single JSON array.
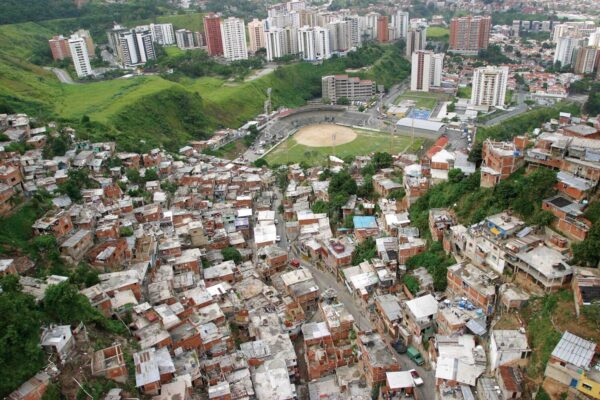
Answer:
[{"xmin": 2, "ymin": 0, "xmax": 600, "ymax": 399}]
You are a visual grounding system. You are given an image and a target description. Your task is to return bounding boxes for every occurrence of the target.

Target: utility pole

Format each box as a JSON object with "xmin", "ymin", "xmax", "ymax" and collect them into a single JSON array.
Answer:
[
  {"xmin": 332, "ymin": 131, "xmax": 337, "ymax": 158},
  {"xmin": 264, "ymin": 87, "xmax": 272, "ymax": 121},
  {"xmin": 411, "ymin": 115, "xmax": 415, "ymax": 146}
]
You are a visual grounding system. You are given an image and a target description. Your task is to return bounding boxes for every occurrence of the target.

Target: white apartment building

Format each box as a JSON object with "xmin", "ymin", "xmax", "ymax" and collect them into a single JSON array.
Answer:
[
  {"xmin": 287, "ymin": 0, "xmax": 305, "ymax": 12},
  {"xmin": 265, "ymin": 28, "xmax": 285, "ymax": 61},
  {"xmin": 552, "ymin": 21, "xmax": 597, "ymax": 43},
  {"xmin": 248, "ymin": 18, "xmax": 266, "ymax": 53},
  {"xmin": 175, "ymin": 29, "xmax": 197, "ymax": 50},
  {"xmin": 471, "ymin": 66, "xmax": 509, "ymax": 108},
  {"xmin": 554, "ymin": 36, "xmax": 582, "ymax": 66},
  {"xmin": 589, "ymin": 28, "xmax": 600, "ymax": 47},
  {"xmin": 410, "ymin": 50, "xmax": 443, "ymax": 92},
  {"xmin": 393, "ymin": 10, "xmax": 409, "ymax": 39},
  {"xmin": 265, "ymin": 26, "xmax": 298, "ymax": 61},
  {"xmin": 344, "ymin": 15, "xmax": 361, "ymax": 48},
  {"xmin": 362, "ymin": 12, "xmax": 379, "ymax": 41},
  {"xmin": 119, "ymin": 28, "xmax": 156, "ymax": 67},
  {"xmin": 68, "ymin": 36, "xmax": 93, "ymax": 78},
  {"xmin": 150, "ymin": 23, "xmax": 175, "ymax": 45},
  {"xmin": 406, "ymin": 27, "xmax": 427, "ymax": 57},
  {"xmin": 297, "ymin": 25, "xmax": 330, "ymax": 61},
  {"xmin": 221, "ymin": 17, "xmax": 248, "ymax": 61},
  {"xmin": 327, "ymin": 20, "xmax": 350, "ymax": 52}
]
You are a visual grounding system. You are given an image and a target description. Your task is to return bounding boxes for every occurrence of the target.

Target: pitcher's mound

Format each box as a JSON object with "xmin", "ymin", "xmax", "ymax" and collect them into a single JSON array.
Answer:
[{"xmin": 294, "ymin": 124, "xmax": 357, "ymax": 147}]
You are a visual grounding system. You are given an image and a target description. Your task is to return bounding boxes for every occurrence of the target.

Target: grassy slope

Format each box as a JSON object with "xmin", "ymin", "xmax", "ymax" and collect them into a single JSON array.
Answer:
[
  {"xmin": 0, "ymin": 22, "xmax": 63, "ymax": 114},
  {"xmin": 129, "ymin": 13, "xmax": 206, "ymax": 32},
  {"xmin": 157, "ymin": 13, "xmax": 205, "ymax": 32},
  {"xmin": 0, "ymin": 20, "xmax": 411, "ymax": 149},
  {"xmin": 56, "ymin": 77, "xmax": 177, "ymax": 122}
]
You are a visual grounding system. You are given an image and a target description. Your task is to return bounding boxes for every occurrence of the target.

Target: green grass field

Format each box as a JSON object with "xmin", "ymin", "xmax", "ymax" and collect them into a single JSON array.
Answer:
[
  {"xmin": 164, "ymin": 46, "xmax": 186, "ymax": 57},
  {"xmin": 456, "ymin": 86, "xmax": 472, "ymax": 99},
  {"xmin": 395, "ymin": 91, "xmax": 449, "ymax": 109},
  {"xmin": 158, "ymin": 13, "xmax": 206, "ymax": 32},
  {"xmin": 55, "ymin": 76, "xmax": 177, "ymax": 122},
  {"xmin": 126, "ymin": 12, "xmax": 206, "ymax": 33},
  {"xmin": 265, "ymin": 128, "xmax": 424, "ymax": 166},
  {"xmin": 427, "ymin": 26, "xmax": 449, "ymax": 41}
]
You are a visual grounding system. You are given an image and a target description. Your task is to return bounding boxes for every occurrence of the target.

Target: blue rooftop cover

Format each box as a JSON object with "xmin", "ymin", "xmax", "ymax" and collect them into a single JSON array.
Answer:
[{"xmin": 353, "ymin": 216, "xmax": 378, "ymax": 229}]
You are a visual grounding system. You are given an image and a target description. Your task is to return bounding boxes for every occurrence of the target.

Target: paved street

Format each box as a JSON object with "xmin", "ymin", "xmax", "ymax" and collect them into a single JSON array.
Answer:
[
  {"xmin": 273, "ymin": 187, "xmax": 435, "ymax": 399},
  {"xmin": 481, "ymin": 89, "xmax": 527, "ymax": 126},
  {"xmin": 45, "ymin": 67, "xmax": 76, "ymax": 84}
]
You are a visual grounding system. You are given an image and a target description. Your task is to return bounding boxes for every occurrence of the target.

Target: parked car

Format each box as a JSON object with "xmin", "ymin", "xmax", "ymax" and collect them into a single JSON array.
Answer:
[
  {"xmin": 276, "ymin": 235, "xmax": 281, "ymax": 242},
  {"xmin": 407, "ymin": 346, "xmax": 425, "ymax": 366},
  {"xmin": 392, "ymin": 339, "xmax": 407, "ymax": 354},
  {"xmin": 409, "ymin": 369, "xmax": 423, "ymax": 386}
]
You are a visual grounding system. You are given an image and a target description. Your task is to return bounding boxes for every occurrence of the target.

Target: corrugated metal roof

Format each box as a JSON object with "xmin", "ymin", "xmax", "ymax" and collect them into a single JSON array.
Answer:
[{"xmin": 551, "ymin": 331, "xmax": 596, "ymax": 368}]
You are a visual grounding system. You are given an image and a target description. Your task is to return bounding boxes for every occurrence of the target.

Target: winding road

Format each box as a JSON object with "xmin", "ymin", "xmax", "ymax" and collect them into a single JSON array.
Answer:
[{"xmin": 45, "ymin": 67, "xmax": 76, "ymax": 84}]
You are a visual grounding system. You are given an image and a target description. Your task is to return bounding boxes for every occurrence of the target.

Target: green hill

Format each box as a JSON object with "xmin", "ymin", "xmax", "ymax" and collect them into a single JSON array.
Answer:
[{"xmin": 0, "ymin": 19, "xmax": 410, "ymax": 151}]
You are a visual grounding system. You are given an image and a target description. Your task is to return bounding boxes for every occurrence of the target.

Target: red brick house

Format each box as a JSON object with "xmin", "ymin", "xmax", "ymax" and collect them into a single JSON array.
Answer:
[{"xmin": 542, "ymin": 195, "xmax": 591, "ymax": 241}]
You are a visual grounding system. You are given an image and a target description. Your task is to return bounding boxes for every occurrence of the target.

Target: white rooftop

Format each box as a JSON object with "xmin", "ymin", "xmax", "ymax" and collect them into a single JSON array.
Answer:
[{"xmin": 405, "ymin": 294, "xmax": 439, "ymax": 320}]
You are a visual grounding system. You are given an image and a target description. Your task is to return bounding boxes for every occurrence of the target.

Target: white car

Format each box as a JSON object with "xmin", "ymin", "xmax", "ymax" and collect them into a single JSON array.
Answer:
[
  {"xmin": 409, "ymin": 369, "xmax": 423, "ymax": 386},
  {"xmin": 276, "ymin": 235, "xmax": 281, "ymax": 242}
]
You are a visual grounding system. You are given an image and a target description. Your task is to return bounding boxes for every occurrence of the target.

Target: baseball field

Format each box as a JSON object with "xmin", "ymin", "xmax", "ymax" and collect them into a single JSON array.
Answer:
[{"xmin": 264, "ymin": 124, "xmax": 424, "ymax": 166}]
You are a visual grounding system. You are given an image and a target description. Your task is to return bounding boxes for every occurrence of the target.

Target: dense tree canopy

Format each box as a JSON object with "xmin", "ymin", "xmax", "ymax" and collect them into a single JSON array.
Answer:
[
  {"xmin": 0, "ymin": 276, "xmax": 45, "ymax": 397},
  {"xmin": 352, "ymin": 237, "xmax": 377, "ymax": 265},
  {"xmin": 222, "ymin": 247, "xmax": 242, "ymax": 264}
]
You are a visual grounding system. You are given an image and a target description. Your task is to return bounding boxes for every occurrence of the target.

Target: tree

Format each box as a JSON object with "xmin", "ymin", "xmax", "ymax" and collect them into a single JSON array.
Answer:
[
  {"xmin": 58, "ymin": 168, "xmax": 96, "ymax": 202},
  {"xmin": 343, "ymin": 214, "xmax": 354, "ymax": 229},
  {"xmin": 253, "ymin": 158, "xmax": 268, "ymax": 168},
  {"xmin": 126, "ymin": 168, "xmax": 141, "ymax": 184},
  {"xmin": 352, "ymin": 237, "xmax": 377, "ymax": 265},
  {"xmin": 387, "ymin": 188, "xmax": 405, "ymax": 200},
  {"xmin": 33, "ymin": 234, "xmax": 60, "ymax": 261},
  {"xmin": 403, "ymin": 275, "xmax": 420, "ymax": 295},
  {"xmin": 371, "ymin": 152, "xmax": 393, "ymax": 169},
  {"xmin": 0, "ymin": 277, "xmax": 45, "ymax": 397},
  {"xmin": 530, "ymin": 210, "xmax": 554, "ymax": 227},
  {"xmin": 312, "ymin": 200, "xmax": 329, "ymax": 214},
  {"xmin": 448, "ymin": 168, "xmax": 465, "ymax": 183},
  {"xmin": 221, "ymin": 247, "xmax": 242, "ymax": 264},
  {"xmin": 43, "ymin": 135, "xmax": 70, "ymax": 158},
  {"xmin": 69, "ymin": 264, "xmax": 100, "ymax": 288},
  {"xmin": 144, "ymin": 168, "xmax": 159, "ymax": 182},
  {"xmin": 582, "ymin": 304, "xmax": 600, "ymax": 329},
  {"xmin": 336, "ymin": 97, "xmax": 350, "ymax": 105},
  {"xmin": 43, "ymin": 282, "xmax": 100, "ymax": 325},
  {"xmin": 41, "ymin": 384, "xmax": 63, "ymax": 400},
  {"xmin": 584, "ymin": 91, "xmax": 600, "ymax": 115},
  {"xmin": 467, "ymin": 141, "xmax": 483, "ymax": 165},
  {"xmin": 432, "ymin": 265, "xmax": 448, "ymax": 291},
  {"xmin": 572, "ymin": 223, "xmax": 600, "ymax": 267},
  {"xmin": 357, "ymin": 178, "xmax": 374, "ymax": 199},
  {"xmin": 535, "ymin": 388, "xmax": 551, "ymax": 400}
]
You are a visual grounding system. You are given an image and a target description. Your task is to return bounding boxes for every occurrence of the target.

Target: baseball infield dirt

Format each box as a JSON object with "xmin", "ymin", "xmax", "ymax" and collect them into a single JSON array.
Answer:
[{"xmin": 293, "ymin": 123, "xmax": 357, "ymax": 147}]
